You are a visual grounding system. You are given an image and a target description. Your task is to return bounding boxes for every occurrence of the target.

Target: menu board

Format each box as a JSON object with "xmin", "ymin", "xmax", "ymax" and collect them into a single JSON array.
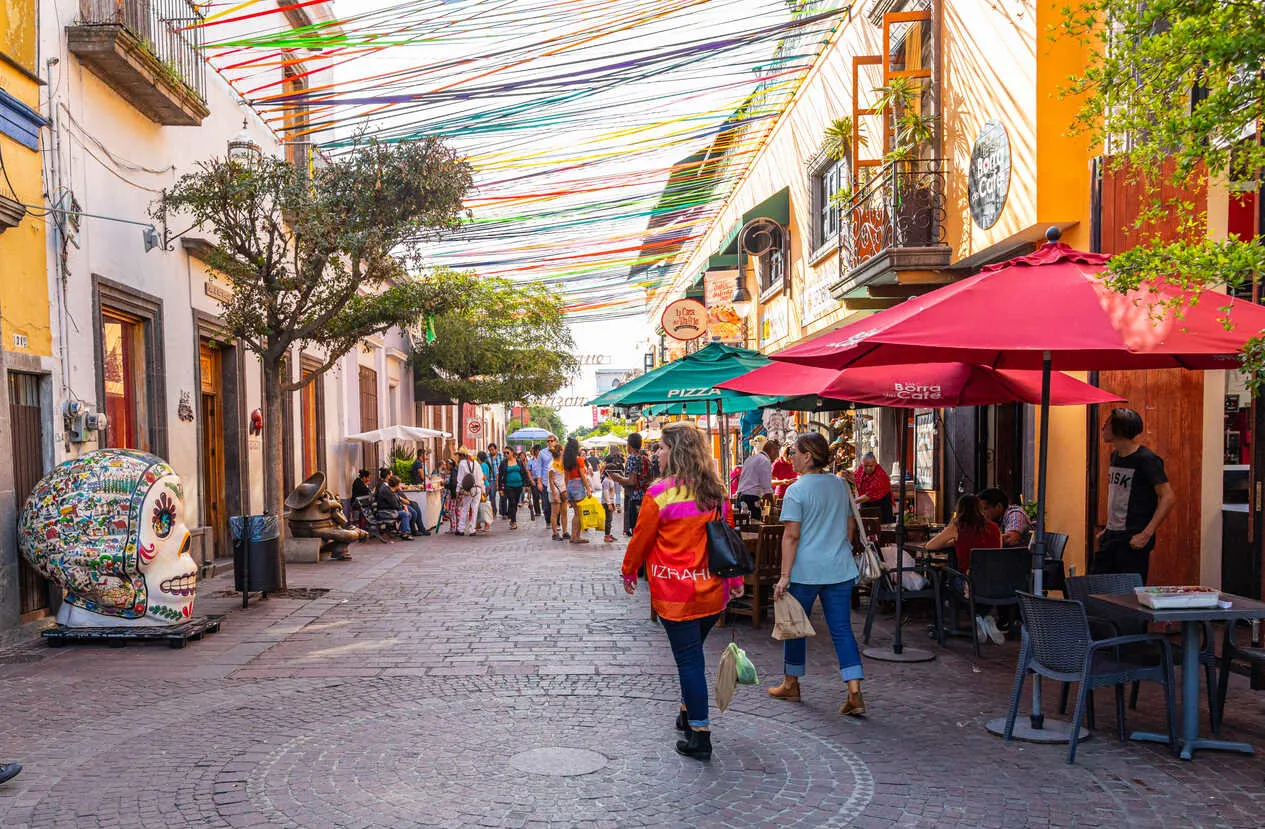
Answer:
[{"xmin": 914, "ymin": 410, "xmax": 935, "ymax": 490}]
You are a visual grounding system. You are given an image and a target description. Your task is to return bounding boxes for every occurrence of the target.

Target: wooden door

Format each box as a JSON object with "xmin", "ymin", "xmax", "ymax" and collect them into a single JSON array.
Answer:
[
  {"xmin": 9, "ymin": 372, "xmax": 49, "ymax": 618},
  {"xmin": 1096, "ymin": 157, "xmax": 1207, "ymax": 586},
  {"xmin": 359, "ymin": 366, "xmax": 379, "ymax": 472},
  {"xmin": 200, "ymin": 343, "xmax": 226, "ymax": 561}
]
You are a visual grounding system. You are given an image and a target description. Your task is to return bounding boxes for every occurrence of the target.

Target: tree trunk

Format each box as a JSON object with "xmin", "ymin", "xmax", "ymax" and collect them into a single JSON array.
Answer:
[{"xmin": 261, "ymin": 356, "xmax": 289, "ymax": 589}]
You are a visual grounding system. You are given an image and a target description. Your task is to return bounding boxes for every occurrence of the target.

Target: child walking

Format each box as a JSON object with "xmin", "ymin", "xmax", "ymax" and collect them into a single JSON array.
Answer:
[{"xmin": 601, "ymin": 458, "xmax": 618, "ymax": 543}]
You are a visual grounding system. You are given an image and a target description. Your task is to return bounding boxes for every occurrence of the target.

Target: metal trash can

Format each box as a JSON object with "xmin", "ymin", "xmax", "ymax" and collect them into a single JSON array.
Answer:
[{"xmin": 230, "ymin": 514, "xmax": 281, "ymax": 593}]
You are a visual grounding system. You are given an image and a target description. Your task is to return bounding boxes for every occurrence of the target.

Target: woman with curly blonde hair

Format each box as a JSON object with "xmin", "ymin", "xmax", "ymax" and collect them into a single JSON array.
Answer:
[{"xmin": 621, "ymin": 422, "xmax": 743, "ymax": 762}]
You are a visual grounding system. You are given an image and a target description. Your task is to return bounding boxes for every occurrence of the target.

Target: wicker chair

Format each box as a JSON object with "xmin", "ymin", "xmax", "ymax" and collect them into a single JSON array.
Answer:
[
  {"xmin": 1042, "ymin": 532, "xmax": 1069, "ymax": 593},
  {"xmin": 1005, "ymin": 591, "xmax": 1177, "ymax": 763},
  {"xmin": 938, "ymin": 548, "xmax": 1030, "ymax": 656},
  {"xmin": 1064, "ymin": 573, "xmax": 1220, "ymax": 732},
  {"xmin": 1216, "ymin": 619, "xmax": 1265, "ymax": 733}
]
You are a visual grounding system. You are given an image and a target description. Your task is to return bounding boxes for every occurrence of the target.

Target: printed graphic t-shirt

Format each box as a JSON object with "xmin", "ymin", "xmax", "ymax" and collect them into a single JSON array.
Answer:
[{"xmin": 1105, "ymin": 446, "xmax": 1168, "ymax": 534}]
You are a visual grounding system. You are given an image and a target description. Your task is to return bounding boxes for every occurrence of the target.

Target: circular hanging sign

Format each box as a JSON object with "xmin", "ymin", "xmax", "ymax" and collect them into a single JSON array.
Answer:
[
  {"xmin": 968, "ymin": 120, "xmax": 1011, "ymax": 230},
  {"xmin": 661, "ymin": 298, "xmax": 708, "ymax": 342},
  {"xmin": 466, "ymin": 418, "xmax": 483, "ymax": 436}
]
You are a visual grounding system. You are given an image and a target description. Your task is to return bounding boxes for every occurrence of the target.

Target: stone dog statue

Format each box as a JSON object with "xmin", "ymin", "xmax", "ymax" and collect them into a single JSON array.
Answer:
[
  {"xmin": 18, "ymin": 449, "xmax": 198, "ymax": 627},
  {"xmin": 285, "ymin": 472, "xmax": 367, "ymax": 558}
]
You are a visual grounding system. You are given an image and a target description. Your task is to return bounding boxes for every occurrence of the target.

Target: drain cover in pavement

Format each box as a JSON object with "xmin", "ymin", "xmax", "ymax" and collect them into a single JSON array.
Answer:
[{"xmin": 508, "ymin": 746, "xmax": 609, "ymax": 777}]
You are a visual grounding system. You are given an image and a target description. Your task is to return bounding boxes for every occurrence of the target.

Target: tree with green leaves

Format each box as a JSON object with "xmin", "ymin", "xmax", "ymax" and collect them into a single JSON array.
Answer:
[
  {"xmin": 1059, "ymin": 0, "xmax": 1265, "ymax": 379},
  {"xmin": 412, "ymin": 277, "xmax": 578, "ymax": 440},
  {"xmin": 154, "ymin": 137, "xmax": 474, "ymax": 582}
]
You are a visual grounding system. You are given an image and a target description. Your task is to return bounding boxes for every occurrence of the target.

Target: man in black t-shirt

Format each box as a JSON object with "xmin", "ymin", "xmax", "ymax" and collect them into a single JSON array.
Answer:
[{"xmin": 1091, "ymin": 408, "xmax": 1175, "ymax": 581}]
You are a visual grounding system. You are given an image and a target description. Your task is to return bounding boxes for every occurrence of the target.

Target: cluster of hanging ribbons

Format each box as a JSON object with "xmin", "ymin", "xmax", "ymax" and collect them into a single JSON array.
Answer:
[{"xmin": 192, "ymin": 0, "xmax": 848, "ymax": 320}]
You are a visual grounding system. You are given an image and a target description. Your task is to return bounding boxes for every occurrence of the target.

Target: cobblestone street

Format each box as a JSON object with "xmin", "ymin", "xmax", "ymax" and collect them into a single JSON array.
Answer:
[{"xmin": 2, "ymin": 518, "xmax": 1264, "ymax": 828}]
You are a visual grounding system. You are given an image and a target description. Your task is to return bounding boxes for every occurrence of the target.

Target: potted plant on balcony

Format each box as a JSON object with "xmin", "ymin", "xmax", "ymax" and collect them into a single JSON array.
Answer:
[{"xmin": 873, "ymin": 77, "xmax": 941, "ymax": 248}]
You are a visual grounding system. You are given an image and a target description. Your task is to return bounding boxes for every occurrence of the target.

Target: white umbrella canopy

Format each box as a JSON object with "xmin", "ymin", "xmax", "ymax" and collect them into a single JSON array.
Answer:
[
  {"xmin": 580, "ymin": 434, "xmax": 627, "ymax": 449},
  {"xmin": 346, "ymin": 424, "xmax": 451, "ymax": 444}
]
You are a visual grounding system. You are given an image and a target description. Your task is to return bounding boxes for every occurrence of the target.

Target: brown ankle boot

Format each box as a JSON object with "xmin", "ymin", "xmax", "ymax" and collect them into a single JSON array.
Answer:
[
  {"xmin": 840, "ymin": 690, "xmax": 866, "ymax": 717},
  {"xmin": 768, "ymin": 675, "xmax": 801, "ymax": 701}
]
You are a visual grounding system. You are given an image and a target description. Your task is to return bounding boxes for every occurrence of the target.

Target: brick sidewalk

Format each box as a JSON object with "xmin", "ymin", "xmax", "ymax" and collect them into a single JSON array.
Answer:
[{"xmin": 1, "ymin": 517, "xmax": 1263, "ymax": 827}]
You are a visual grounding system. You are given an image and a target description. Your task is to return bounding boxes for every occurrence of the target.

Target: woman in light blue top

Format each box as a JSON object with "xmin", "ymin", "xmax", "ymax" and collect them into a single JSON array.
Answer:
[{"xmin": 769, "ymin": 432, "xmax": 866, "ymax": 716}]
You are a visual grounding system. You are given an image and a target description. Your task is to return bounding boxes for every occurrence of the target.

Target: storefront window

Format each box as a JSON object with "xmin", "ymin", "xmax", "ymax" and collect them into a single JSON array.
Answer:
[
  {"xmin": 818, "ymin": 158, "xmax": 846, "ymax": 245},
  {"xmin": 102, "ymin": 311, "xmax": 149, "ymax": 451}
]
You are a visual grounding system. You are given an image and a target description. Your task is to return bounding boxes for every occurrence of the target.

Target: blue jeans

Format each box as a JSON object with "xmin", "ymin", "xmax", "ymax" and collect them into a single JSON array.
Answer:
[
  {"xmin": 660, "ymin": 613, "xmax": 721, "ymax": 728},
  {"xmin": 404, "ymin": 501, "xmax": 423, "ymax": 532},
  {"xmin": 396, "ymin": 509, "xmax": 413, "ymax": 536},
  {"xmin": 783, "ymin": 581, "xmax": 864, "ymax": 683}
]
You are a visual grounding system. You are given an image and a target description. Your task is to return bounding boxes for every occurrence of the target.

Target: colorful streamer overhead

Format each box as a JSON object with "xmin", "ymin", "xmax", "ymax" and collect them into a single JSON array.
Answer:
[{"xmin": 196, "ymin": 0, "xmax": 848, "ymax": 321}]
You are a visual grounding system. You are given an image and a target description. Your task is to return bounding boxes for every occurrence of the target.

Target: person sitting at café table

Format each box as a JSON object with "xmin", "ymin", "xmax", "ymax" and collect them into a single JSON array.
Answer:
[
  {"xmin": 850, "ymin": 452, "xmax": 894, "ymax": 523},
  {"xmin": 978, "ymin": 488, "xmax": 1032, "ymax": 548},
  {"xmin": 923, "ymin": 493, "xmax": 1001, "ymax": 573},
  {"xmin": 735, "ymin": 436, "xmax": 779, "ymax": 517}
]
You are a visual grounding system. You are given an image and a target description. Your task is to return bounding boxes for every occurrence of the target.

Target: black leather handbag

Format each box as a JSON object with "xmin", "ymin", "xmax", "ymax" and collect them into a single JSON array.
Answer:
[{"xmin": 706, "ymin": 508, "xmax": 754, "ymax": 578}]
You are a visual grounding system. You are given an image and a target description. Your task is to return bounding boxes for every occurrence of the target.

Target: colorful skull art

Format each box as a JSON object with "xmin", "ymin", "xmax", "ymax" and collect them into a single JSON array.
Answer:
[{"xmin": 18, "ymin": 449, "xmax": 197, "ymax": 627}]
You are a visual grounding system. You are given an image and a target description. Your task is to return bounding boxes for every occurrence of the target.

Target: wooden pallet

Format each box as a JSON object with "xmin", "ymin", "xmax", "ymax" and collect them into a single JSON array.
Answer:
[{"xmin": 42, "ymin": 615, "xmax": 224, "ymax": 649}]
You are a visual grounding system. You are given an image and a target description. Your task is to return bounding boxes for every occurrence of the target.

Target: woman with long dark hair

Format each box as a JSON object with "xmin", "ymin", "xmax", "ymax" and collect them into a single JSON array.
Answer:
[
  {"xmin": 621, "ymin": 423, "xmax": 744, "ymax": 762},
  {"xmin": 562, "ymin": 437, "xmax": 592, "ymax": 544},
  {"xmin": 925, "ymin": 493, "xmax": 1001, "ymax": 573},
  {"xmin": 768, "ymin": 433, "xmax": 866, "ymax": 716}
]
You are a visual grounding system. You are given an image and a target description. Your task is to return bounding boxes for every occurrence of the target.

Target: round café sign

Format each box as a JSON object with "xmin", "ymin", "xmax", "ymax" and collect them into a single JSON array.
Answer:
[
  {"xmin": 661, "ymin": 298, "xmax": 707, "ymax": 342},
  {"xmin": 968, "ymin": 120, "xmax": 1010, "ymax": 230}
]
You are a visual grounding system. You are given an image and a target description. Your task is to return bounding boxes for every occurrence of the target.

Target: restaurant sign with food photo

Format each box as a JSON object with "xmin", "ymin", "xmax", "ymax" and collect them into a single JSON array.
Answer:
[{"xmin": 704, "ymin": 270, "xmax": 743, "ymax": 344}]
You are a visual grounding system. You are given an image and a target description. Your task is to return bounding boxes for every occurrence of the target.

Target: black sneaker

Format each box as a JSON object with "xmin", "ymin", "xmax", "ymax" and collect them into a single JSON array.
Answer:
[
  {"xmin": 562, "ymin": 532, "xmax": 571, "ymax": 540},
  {"xmin": 0, "ymin": 763, "xmax": 21, "ymax": 785}
]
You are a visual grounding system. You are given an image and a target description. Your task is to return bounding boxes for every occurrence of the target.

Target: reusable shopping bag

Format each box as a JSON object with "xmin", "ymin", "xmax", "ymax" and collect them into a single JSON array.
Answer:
[
  {"xmin": 578, "ymin": 496, "xmax": 605, "ymax": 531},
  {"xmin": 715, "ymin": 641, "xmax": 759, "ymax": 714},
  {"xmin": 772, "ymin": 594, "xmax": 816, "ymax": 641}
]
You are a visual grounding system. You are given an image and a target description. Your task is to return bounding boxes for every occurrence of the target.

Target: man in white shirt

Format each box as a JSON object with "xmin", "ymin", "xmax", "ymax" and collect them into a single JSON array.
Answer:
[
  {"xmin": 456, "ymin": 449, "xmax": 484, "ymax": 536},
  {"xmin": 736, "ymin": 438, "xmax": 779, "ymax": 516}
]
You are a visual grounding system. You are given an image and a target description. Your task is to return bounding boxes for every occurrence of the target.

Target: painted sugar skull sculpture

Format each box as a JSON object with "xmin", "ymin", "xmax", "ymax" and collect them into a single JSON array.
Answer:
[{"xmin": 18, "ymin": 449, "xmax": 197, "ymax": 627}]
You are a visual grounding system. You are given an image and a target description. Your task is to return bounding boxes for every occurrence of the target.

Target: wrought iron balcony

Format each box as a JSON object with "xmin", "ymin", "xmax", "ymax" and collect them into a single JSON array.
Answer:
[
  {"xmin": 833, "ymin": 158, "xmax": 951, "ymax": 298},
  {"xmin": 68, "ymin": 0, "xmax": 209, "ymax": 126}
]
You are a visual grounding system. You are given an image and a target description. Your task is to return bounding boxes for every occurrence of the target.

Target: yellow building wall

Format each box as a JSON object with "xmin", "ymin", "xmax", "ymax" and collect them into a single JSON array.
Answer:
[{"xmin": 0, "ymin": 0, "xmax": 52, "ymax": 359}]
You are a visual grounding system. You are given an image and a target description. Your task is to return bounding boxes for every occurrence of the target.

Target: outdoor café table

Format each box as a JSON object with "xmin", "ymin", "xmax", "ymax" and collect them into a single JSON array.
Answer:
[{"xmin": 1089, "ymin": 592, "xmax": 1265, "ymax": 760}]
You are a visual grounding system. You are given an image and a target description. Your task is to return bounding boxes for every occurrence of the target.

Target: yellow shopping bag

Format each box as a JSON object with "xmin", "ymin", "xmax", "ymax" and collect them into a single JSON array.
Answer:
[{"xmin": 578, "ymin": 496, "xmax": 605, "ymax": 532}]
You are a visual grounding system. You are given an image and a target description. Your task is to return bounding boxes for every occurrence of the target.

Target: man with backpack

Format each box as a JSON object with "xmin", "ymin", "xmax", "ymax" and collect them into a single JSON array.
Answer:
[
  {"xmin": 607, "ymin": 432, "xmax": 652, "ymax": 536},
  {"xmin": 455, "ymin": 449, "xmax": 484, "ymax": 536}
]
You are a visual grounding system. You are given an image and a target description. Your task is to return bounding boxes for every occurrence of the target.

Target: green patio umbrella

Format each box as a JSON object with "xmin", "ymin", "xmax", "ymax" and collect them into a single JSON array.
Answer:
[
  {"xmin": 585, "ymin": 342, "xmax": 772, "ymax": 408},
  {"xmin": 642, "ymin": 392, "xmax": 782, "ymax": 416}
]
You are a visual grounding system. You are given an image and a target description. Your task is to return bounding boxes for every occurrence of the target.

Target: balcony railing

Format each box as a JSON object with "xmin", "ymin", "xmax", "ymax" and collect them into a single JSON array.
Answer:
[
  {"xmin": 76, "ymin": 0, "xmax": 206, "ymax": 101},
  {"xmin": 838, "ymin": 158, "xmax": 948, "ymax": 277}
]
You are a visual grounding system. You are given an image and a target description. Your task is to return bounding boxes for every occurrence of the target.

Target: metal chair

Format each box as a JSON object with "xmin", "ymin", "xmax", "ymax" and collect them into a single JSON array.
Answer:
[
  {"xmin": 863, "ymin": 546, "xmax": 941, "ymax": 645},
  {"xmin": 729, "ymin": 525, "xmax": 783, "ymax": 628},
  {"xmin": 1005, "ymin": 591, "xmax": 1177, "ymax": 764},
  {"xmin": 939, "ymin": 548, "xmax": 1030, "ymax": 656},
  {"xmin": 1064, "ymin": 573, "xmax": 1221, "ymax": 732}
]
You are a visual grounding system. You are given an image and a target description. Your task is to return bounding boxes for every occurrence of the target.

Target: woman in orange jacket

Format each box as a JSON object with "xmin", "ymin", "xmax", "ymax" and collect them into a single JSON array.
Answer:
[{"xmin": 622, "ymin": 422, "xmax": 743, "ymax": 762}]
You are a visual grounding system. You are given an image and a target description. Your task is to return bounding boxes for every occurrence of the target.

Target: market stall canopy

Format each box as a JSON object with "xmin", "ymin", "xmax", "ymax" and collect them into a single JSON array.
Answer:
[
  {"xmin": 346, "ymin": 425, "xmax": 451, "ymax": 444},
  {"xmin": 586, "ymin": 341, "xmax": 773, "ymax": 408},
  {"xmin": 508, "ymin": 426, "xmax": 555, "ymax": 441}
]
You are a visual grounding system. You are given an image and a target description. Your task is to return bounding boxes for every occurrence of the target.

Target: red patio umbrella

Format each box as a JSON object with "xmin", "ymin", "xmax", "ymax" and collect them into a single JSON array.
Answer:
[{"xmin": 771, "ymin": 228, "xmax": 1265, "ymax": 732}]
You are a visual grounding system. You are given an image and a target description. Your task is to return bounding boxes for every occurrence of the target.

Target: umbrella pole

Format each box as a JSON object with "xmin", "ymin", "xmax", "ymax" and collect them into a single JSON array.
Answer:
[
  {"xmin": 893, "ymin": 413, "xmax": 907, "ymax": 654},
  {"xmin": 862, "ymin": 408, "xmax": 933, "ymax": 663},
  {"xmin": 1030, "ymin": 352, "xmax": 1052, "ymax": 730},
  {"xmin": 984, "ymin": 353, "xmax": 1085, "ymax": 744},
  {"xmin": 717, "ymin": 400, "xmax": 728, "ymax": 489}
]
